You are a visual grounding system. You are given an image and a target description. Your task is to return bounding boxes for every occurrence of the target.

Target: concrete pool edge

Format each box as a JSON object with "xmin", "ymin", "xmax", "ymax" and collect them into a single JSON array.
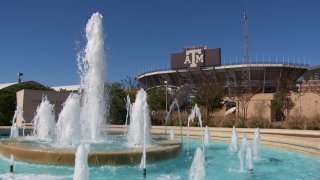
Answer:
[{"xmin": 0, "ymin": 136, "xmax": 181, "ymax": 166}]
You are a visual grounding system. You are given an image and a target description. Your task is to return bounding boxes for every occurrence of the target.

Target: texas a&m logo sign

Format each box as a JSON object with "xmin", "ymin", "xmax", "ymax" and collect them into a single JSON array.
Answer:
[
  {"xmin": 184, "ymin": 48, "xmax": 204, "ymax": 68},
  {"xmin": 171, "ymin": 46, "xmax": 221, "ymax": 69}
]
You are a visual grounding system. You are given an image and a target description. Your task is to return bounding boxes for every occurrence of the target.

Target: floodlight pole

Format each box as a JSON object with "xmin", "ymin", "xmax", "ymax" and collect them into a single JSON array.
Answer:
[
  {"xmin": 17, "ymin": 72, "xmax": 23, "ymax": 84},
  {"xmin": 164, "ymin": 80, "xmax": 168, "ymax": 113}
]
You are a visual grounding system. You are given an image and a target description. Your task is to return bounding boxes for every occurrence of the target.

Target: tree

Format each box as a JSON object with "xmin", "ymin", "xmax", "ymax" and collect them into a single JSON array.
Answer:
[
  {"xmin": 146, "ymin": 86, "xmax": 166, "ymax": 111},
  {"xmin": 120, "ymin": 75, "xmax": 141, "ymax": 90},
  {"xmin": 0, "ymin": 81, "xmax": 52, "ymax": 125},
  {"xmin": 237, "ymin": 93, "xmax": 254, "ymax": 124},
  {"xmin": 173, "ymin": 84, "xmax": 193, "ymax": 110},
  {"xmin": 108, "ymin": 83, "xmax": 127, "ymax": 124},
  {"xmin": 193, "ymin": 82, "xmax": 225, "ymax": 125},
  {"xmin": 270, "ymin": 90, "xmax": 295, "ymax": 121}
]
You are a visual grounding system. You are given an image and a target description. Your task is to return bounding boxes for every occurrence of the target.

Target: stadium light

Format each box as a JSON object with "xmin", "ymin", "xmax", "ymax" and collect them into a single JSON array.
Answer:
[
  {"xmin": 164, "ymin": 81, "xmax": 168, "ymax": 113},
  {"xmin": 17, "ymin": 72, "xmax": 23, "ymax": 83}
]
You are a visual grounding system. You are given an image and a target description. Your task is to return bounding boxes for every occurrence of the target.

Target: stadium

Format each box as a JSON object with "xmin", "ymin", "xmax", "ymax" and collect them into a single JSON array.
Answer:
[
  {"xmin": 137, "ymin": 45, "xmax": 320, "ymax": 121},
  {"xmin": 138, "ymin": 45, "xmax": 308, "ymax": 93}
]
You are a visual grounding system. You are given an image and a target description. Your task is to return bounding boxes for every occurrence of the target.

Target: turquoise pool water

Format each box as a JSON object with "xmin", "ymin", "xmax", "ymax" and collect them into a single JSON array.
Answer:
[
  {"xmin": 19, "ymin": 135, "xmax": 168, "ymax": 150},
  {"xmin": 0, "ymin": 137, "xmax": 319, "ymax": 180}
]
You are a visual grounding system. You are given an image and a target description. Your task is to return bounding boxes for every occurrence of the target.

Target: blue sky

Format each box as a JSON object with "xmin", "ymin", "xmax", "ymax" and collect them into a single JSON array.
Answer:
[{"xmin": 0, "ymin": 0, "xmax": 319, "ymax": 86}]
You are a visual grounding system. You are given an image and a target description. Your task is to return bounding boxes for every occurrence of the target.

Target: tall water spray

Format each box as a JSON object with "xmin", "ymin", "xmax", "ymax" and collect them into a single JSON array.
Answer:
[
  {"xmin": 10, "ymin": 123, "xmax": 18, "ymax": 138},
  {"xmin": 165, "ymin": 99, "xmax": 183, "ymax": 142},
  {"xmin": 229, "ymin": 126, "xmax": 238, "ymax": 153},
  {"xmin": 74, "ymin": 144, "xmax": 90, "ymax": 180},
  {"xmin": 78, "ymin": 12, "xmax": 107, "ymax": 141},
  {"xmin": 189, "ymin": 147, "xmax": 206, "ymax": 180},
  {"xmin": 140, "ymin": 103, "xmax": 148, "ymax": 177},
  {"xmin": 187, "ymin": 104, "xmax": 203, "ymax": 154},
  {"xmin": 238, "ymin": 136, "xmax": 254, "ymax": 171},
  {"xmin": 10, "ymin": 107, "xmax": 24, "ymax": 138},
  {"xmin": 56, "ymin": 93, "xmax": 81, "ymax": 146},
  {"xmin": 127, "ymin": 89, "xmax": 151, "ymax": 146},
  {"xmin": 33, "ymin": 96, "xmax": 55, "ymax": 139},
  {"xmin": 124, "ymin": 95, "xmax": 132, "ymax": 135},
  {"xmin": 203, "ymin": 126, "xmax": 210, "ymax": 146},
  {"xmin": 246, "ymin": 141, "xmax": 254, "ymax": 171},
  {"xmin": 238, "ymin": 137, "xmax": 248, "ymax": 171},
  {"xmin": 170, "ymin": 130, "xmax": 175, "ymax": 140},
  {"xmin": 253, "ymin": 127, "xmax": 261, "ymax": 158}
]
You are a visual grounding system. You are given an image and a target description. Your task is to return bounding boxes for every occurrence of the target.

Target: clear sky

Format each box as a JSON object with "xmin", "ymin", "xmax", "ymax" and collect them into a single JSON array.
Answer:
[{"xmin": 0, "ymin": 0, "xmax": 319, "ymax": 86}]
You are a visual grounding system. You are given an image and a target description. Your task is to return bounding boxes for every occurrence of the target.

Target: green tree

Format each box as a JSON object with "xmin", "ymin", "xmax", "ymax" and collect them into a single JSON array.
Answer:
[
  {"xmin": 108, "ymin": 83, "xmax": 127, "ymax": 124},
  {"xmin": 193, "ymin": 82, "xmax": 225, "ymax": 125},
  {"xmin": 0, "ymin": 81, "xmax": 52, "ymax": 125},
  {"xmin": 270, "ymin": 90, "xmax": 295, "ymax": 121},
  {"xmin": 147, "ymin": 86, "xmax": 166, "ymax": 111}
]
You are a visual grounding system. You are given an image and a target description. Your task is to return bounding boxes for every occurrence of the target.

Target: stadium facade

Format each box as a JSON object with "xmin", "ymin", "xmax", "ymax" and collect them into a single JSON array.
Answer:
[
  {"xmin": 138, "ymin": 46, "xmax": 320, "ymax": 121},
  {"xmin": 138, "ymin": 46, "xmax": 308, "ymax": 92}
]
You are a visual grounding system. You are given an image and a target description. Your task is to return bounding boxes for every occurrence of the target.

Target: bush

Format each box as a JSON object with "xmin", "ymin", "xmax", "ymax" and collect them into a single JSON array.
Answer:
[
  {"xmin": 150, "ymin": 110, "xmax": 166, "ymax": 126},
  {"xmin": 306, "ymin": 114, "xmax": 320, "ymax": 130},
  {"xmin": 219, "ymin": 115, "xmax": 237, "ymax": 128},
  {"xmin": 245, "ymin": 116, "xmax": 271, "ymax": 128},
  {"xmin": 284, "ymin": 116, "xmax": 305, "ymax": 130}
]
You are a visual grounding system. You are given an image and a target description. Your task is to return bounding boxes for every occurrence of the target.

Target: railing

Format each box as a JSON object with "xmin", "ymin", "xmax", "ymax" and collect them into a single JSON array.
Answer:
[
  {"xmin": 138, "ymin": 58, "xmax": 310, "ymax": 77},
  {"xmin": 220, "ymin": 56, "xmax": 310, "ymax": 68}
]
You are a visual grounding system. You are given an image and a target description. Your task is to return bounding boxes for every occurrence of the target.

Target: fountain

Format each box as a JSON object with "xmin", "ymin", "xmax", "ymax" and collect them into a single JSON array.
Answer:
[
  {"xmin": 127, "ymin": 89, "xmax": 151, "ymax": 146},
  {"xmin": 77, "ymin": 12, "xmax": 107, "ymax": 142},
  {"xmin": 246, "ymin": 141, "xmax": 254, "ymax": 171},
  {"xmin": 229, "ymin": 126, "xmax": 238, "ymax": 153},
  {"xmin": 238, "ymin": 136, "xmax": 248, "ymax": 171},
  {"xmin": 203, "ymin": 126, "xmax": 210, "ymax": 147},
  {"xmin": 170, "ymin": 130, "xmax": 175, "ymax": 140},
  {"xmin": 165, "ymin": 99, "xmax": 183, "ymax": 142},
  {"xmin": 139, "ymin": 103, "xmax": 148, "ymax": 177},
  {"xmin": 253, "ymin": 127, "xmax": 261, "ymax": 158},
  {"xmin": 124, "ymin": 95, "xmax": 132, "ymax": 135},
  {"xmin": 189, "ymin": 147, "xmax": 206, "ymax": 180},
  {"xmin": 73, "ymin": 144, "xmax": 90, "ymax": 180},
  {"xmin": 10, "ymin": 107, "xmax": 24, "ymax": 138},
  {"xmin": 32, "ymin": 96, "xmax": 56, "ymax": 140},
  {"xmin": 56, "ymin": 93, "xmax": 81, "ymax": 146},
  {"xmin": 10, "ymin": 108, "xmax": 19, "ymax": 138},
  {"xmin": 10, "ymin": 123, "xmax": 18, "ymax": 138},
  {"xmin": 238, "ymin": 136, "xmax": 254, "ymax": 171},
  {"xmin": 0, "ymin": 12, "xmax": 181, "ymax": 166},
  {"xmin": 187, "ymin": 104, "xmax": 204, "ymax": 154},
  {"xmin": 0, "ymin": 10, "xmax": 318, "ymax": 180}
]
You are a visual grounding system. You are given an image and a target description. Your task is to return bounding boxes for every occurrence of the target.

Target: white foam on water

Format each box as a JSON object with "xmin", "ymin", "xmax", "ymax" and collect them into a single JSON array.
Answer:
[{"xmin": 0, "ymin": 173, "xmax": 72, "ymax": 180}]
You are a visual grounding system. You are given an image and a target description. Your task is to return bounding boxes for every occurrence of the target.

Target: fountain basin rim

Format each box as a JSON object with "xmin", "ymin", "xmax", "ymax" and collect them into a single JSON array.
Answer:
[{"xmin": 0, "ymin": 137, "xmax": 181, "ymax": 166}]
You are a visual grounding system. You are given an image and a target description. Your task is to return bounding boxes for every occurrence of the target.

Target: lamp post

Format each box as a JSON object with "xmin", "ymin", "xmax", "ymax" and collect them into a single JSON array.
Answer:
[
  {"xmin": 17, "ymin": 72, "xmax": 23, "ymax": 83},
  {"xmin": 164, "ymin": 81, "xmax": 168, "ymax": 113}
]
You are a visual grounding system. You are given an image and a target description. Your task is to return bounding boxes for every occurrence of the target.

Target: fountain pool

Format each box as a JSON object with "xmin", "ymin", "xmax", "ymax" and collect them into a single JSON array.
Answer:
[
  {"xmin": 0, "ymin": 11, "xmax": 319, "ymax": 179},
  {"xmin": 0, "ymin": 138, "xmax": 319, "ymax": 180}
]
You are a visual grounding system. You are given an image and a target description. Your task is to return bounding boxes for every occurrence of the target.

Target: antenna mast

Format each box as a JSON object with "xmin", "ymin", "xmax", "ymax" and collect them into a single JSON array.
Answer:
[
  {"xmin": 241, "ymin": 3, "xmax": 251, "ymax": 93},
  {"xmin": 242, "ymin": 9, "xmax": 250, "ymax": 64}
]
